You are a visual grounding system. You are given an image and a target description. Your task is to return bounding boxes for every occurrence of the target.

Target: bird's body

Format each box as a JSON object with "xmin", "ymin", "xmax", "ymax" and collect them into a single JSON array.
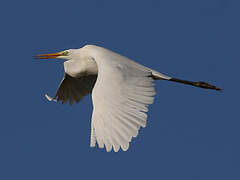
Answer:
[
  {"xmin": 64, "ymin": 47, "xmax": 98, "ymax": 78},
  {"xmin": 64, "ymin": 45, "xmax": 170, "ymax": 79},
  {"xmin": 36, "ymin": 45, "xmax": 220, "ymax": 152}
]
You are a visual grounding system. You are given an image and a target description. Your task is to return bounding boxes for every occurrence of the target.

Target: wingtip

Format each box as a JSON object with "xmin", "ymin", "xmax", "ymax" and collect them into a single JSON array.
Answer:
[
  {"xmin": 45, "ymin": 94, "xmax": 57, "ymax": 102},
  {"xmin": 121, "ymin": 142, "xmax": 130, "ymax": 152}
]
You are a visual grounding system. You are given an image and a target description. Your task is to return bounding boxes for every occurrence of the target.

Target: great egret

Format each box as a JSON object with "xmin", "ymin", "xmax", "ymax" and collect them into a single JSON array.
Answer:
[{"xmin": 35, "ymin": 45, "xmax": 220, "ymax": 152}]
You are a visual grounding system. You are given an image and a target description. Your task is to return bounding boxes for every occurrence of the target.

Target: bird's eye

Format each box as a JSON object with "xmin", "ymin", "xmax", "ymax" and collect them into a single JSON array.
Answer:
[{"xmin": 62, "ymin": 51, "xmax": 69, "ymax": 56}]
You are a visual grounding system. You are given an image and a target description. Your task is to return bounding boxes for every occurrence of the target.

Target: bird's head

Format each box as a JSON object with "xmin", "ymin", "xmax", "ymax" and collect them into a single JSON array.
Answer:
[{"xmin": 34, "ymin": 49, "xmax": 79, "ymax": 60}]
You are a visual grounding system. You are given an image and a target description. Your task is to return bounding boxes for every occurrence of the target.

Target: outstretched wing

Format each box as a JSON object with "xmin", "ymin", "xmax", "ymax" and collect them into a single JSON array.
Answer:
[
  {"xmin": 46, "ymin": 73, "xmax": 97, "ymax": 104},
  {"xmin": 89, "ymin": 46, "xmax": 156, "ymax": 152}
]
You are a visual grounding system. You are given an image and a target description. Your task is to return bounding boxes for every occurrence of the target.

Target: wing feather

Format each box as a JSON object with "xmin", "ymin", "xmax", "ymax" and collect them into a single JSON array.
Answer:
[
  {"xmin": 46, "ymin": 74, "xmax": 97, "ymax": 104},
  {"xmin": 89, "ymin": 46, "xmax": 156, "ymax": 152}
]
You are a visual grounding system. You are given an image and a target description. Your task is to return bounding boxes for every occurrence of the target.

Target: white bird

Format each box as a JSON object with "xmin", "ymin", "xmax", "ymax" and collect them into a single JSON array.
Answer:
[{"xmin": 35, "ymin": 45, "xmax": 220, "ymax": 152}]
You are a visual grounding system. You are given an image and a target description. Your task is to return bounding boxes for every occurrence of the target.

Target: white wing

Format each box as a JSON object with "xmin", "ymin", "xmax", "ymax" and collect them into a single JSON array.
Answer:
[{"xmin": 89, "ymin": 46, "xmax": 157, "ymax": 152}]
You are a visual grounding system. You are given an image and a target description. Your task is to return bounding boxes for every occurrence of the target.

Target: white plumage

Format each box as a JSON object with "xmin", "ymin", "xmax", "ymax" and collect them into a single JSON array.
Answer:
[
  {"xmin": 36, "ymin": 44, "xmax": 221, "ymax": 152},
  {"xmin": 89, "ymin": 46, "xmax": 159, "ymax": 151}
]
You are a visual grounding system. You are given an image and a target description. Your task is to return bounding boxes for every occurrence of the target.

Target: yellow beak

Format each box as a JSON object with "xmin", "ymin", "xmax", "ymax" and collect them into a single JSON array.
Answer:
[{"xmin": 34, "ymin": 52, "xmax": 63, "ymax": 59}]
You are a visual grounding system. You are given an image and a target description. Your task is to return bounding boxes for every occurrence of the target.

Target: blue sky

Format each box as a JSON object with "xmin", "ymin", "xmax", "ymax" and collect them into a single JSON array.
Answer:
[{"xmin": 0, "ymin": 0, "xmax": 239, "ymax": 179}]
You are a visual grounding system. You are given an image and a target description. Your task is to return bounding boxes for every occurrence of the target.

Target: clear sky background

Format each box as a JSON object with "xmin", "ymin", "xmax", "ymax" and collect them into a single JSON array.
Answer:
[{"xmin": 0, "ymin": 0, "xmax": 239, "ymax": 179}]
